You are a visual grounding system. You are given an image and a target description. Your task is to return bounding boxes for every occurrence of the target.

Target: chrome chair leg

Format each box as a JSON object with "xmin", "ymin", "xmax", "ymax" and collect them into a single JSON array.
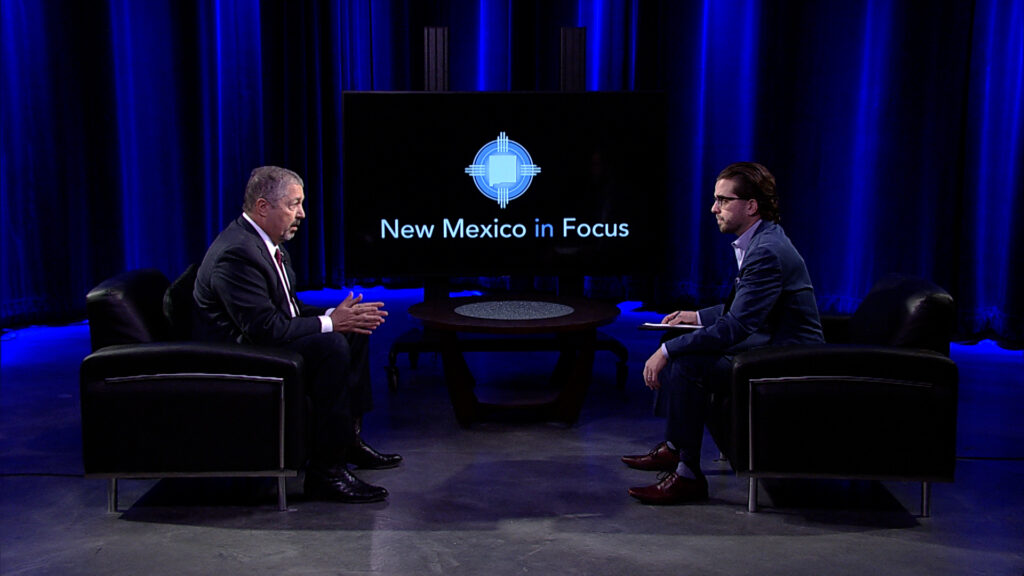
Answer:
[
  {"xmin": 278, "ymin": 477, "xmax": 288, "ymax": 511},
  {"xmin": 748, "ymin": 477, "xmax": 759, "ymax": 512},
  {"xmin": 921, "ymin": 481, "xmax": 931, "ymax": 518},
  {"xmin": 106, "ymin": 478, "xmax": 118, "ymax": 514}
]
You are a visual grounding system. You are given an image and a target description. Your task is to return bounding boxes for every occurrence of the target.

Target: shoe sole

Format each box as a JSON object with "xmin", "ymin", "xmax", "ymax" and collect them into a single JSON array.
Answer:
[
  {"xmin": 627, "ymin": 491, "xmax": 708, "ymax": 505},
  {"xmin": 351, "ymin": 460, "xmax": 402, "ymax": 470},
  {"xmin": 621, "ymin": 457, "xmax": 679, "ymax": 472},
  {"xmin": 304, "ymin": 488, "xmax": 388, "ymax": 504}
]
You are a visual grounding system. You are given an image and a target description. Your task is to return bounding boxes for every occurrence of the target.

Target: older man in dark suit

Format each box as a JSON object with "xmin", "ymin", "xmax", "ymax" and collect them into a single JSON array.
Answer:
[
  {"xmin": 624, "ymin": 162, "xmax": 825, "ymax": 504},
  {"xmin": 194, "ymin": 166, "xmax": 399, "ymax": 503}
]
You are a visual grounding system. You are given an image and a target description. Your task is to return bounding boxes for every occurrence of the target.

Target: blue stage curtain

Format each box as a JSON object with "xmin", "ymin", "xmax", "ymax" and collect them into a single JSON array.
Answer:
[
  {"xmin": 2, "ymin": 0, "xmax": 1022, "ymax": 344},
  {"xmin": 960, "ymin": 0, "xmax": 1024, "ymax": 341}
]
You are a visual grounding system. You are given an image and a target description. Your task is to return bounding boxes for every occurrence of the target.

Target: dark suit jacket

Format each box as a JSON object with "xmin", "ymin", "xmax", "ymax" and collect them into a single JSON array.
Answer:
[
  {"xmin": 664, "ymin": 221, "xmax": 824, "ymax": 357},
  {"xmin": 194, "ymin": 216, "xmax": 327, "ymax": 345}
]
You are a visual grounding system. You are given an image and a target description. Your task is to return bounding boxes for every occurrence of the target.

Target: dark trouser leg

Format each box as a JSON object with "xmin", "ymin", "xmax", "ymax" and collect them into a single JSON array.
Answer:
[
  {"xmin": 284, "ymin": 332, "xmax": 373, "ymax": 468},
  {"xmin": 661, "ymin": 354, "xmax": 729, "ymax": 473},
  {"xmin": 345, "ymin": 332, "xmax": 374, "ymax": 417}
]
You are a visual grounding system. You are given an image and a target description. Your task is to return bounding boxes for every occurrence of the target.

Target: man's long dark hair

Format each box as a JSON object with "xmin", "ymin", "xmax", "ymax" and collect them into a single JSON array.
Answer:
[{"xmin": 716, "ymin": 162, "xmax": 780, "ymax": 223}]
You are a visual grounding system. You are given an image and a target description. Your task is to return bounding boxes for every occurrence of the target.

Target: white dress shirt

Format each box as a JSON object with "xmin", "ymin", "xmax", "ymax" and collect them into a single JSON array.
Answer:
[{"xmin": 243, "ymin": 212, "xmax": 333, "ymax": 333}]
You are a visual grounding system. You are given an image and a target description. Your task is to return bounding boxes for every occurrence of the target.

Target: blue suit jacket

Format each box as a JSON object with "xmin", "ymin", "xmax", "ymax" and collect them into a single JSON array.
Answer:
[
  {"xmin": 193, "ymin": 216, "xmax": 327, "ymax": 345},
  {"xmin": 664, "ymin": 221, "xmax": 824, "ymax": 357}
]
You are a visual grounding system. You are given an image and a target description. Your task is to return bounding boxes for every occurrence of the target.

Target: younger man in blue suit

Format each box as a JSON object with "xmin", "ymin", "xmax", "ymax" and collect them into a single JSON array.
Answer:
[{"xmin": 624, "ymin": 162, "xmax": 824, "ymax": 504}]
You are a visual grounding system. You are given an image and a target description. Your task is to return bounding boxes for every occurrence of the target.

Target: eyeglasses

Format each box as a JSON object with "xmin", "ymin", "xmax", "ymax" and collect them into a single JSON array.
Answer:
[{"xmin": 713, "ymin": 195, "xmax": 745, "ymax": 207}]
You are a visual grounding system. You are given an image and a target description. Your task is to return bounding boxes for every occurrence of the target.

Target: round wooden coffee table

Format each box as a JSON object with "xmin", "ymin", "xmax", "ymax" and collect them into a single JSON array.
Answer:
[{"xmin": 408, "ymin": 294, "xmax": 620, "ymax": 426}]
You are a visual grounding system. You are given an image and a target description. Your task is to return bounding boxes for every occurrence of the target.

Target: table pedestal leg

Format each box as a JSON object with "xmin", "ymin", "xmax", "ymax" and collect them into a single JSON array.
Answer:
[
  {"xmin": 438, "ymin": 329, "xmax": 598, "ymax": 427},
  {"xmin": 439, "ymin": 332, "xmax": 480, "ymax": 427},
  {"xmin": 551, "ymin": 330, "xmax": 597, "ymax": 424}
]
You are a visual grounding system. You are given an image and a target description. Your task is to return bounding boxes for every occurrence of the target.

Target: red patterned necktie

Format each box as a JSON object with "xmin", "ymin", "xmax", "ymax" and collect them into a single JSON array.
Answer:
[{"xmin": 274, "ymin": 248, "xmax": 297, "ymax": 317}]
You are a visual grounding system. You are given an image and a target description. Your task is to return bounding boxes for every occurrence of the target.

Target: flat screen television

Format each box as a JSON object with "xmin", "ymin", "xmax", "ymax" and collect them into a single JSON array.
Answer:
[{"xmin": 342, "ymin": 91, "xmax": 666, "ymax": 279}]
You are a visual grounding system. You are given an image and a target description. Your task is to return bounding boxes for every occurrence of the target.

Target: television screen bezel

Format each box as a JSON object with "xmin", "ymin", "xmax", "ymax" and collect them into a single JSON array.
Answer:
[{"xmin": 341, "ymin": 90, "xmax": 668, "ymax": 280}]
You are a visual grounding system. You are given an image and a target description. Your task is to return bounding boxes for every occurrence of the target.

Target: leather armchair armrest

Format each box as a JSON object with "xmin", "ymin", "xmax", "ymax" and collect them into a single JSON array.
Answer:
[
  {"xmin": 80, "ymin": 341, "xmax": 303, "ymax": 380},
  {"xmin": 731, "ymin": 345, "xmax": 958, "ymax": 384},
  {"xmin": 80, "ymin": 342, "xmax": 308, "ymax": 474},
  {"xmin": 719, "ymin": 345, "xmax": 958, "ymax": 480},
  {"xmin": 820, "ymin": 314, "xmax": 851, "ymax": 344}
]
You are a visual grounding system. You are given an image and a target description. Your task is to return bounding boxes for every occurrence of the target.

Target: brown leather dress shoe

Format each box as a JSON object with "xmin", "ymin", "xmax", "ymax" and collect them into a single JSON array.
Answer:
[
  {"xmin": 621, "ymin": 441, "xmax": 680, "ymax": 471},
  {"xmin": 628, "ymin": 472, "xmax": 709, "ymax": 505}
]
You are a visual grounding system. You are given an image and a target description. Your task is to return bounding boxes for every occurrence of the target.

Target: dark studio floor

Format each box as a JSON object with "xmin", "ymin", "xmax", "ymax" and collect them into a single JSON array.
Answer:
[{"xmin": 2, "ymin": 286, "xmax": 1023, "ymax": 575}]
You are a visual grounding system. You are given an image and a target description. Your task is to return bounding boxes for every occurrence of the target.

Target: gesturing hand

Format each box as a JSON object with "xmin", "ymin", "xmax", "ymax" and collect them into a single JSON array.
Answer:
[{"xmin": 329, "ymin": 292, "xmax": 388, "ymax": 334}]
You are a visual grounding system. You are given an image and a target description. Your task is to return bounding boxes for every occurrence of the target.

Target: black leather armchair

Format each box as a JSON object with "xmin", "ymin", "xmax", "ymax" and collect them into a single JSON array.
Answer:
[
  {"xmin": 706, "ymin": 275, "xmax": 959, "ymax": 515},
  {"xmin": 80, "ymin": 267, "xmax": 308, "ymax": 511}
]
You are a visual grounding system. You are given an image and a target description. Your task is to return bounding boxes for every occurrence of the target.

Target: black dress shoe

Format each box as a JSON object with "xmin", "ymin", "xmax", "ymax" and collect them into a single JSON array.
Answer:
[
  {"xmin": 304, "ymin": 465, "xmax": 388, "ymax": 503},
  {"xmin": 348, "ymin": 437, "xmax": 403, "ymax": 470}
]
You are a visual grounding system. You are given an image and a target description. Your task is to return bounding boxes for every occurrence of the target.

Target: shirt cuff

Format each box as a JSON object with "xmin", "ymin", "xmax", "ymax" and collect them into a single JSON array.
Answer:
[
  {"xmin": 659, "ymin": 343, "xmax": 669, "ymax": 359},
  {"xmin": 320, "ymin": 309, "xmax": 334, "ymax": 333}
]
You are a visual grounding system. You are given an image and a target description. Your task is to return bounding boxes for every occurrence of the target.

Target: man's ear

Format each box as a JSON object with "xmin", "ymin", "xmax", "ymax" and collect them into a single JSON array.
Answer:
[
  {"xmin": 747, "ymin": 198, "xmax": 759, "ymax": 217},
  {"xmin": 254, "ymin": 197, "xmax": 270, "ymax": 217}
]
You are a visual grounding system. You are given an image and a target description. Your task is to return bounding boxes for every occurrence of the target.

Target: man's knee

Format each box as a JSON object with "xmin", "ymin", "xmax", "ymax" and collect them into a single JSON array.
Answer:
[
  {"xmin": 287, "ymin": 332, "xmax": 352, "ymax": 366},
  {"xmin": 665, "ymin": 355, "xmax": 720, "ymax": 390},
  {"xmin": 666, "ymin": 356, "xmax": 698, "ymax": 381},
  {"xmin": 343, "ymin": 332, "xmax": 371, "ymax": 361}
]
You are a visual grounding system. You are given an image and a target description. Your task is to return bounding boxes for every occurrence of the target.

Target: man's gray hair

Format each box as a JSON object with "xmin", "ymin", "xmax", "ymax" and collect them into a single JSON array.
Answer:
[{"xmin": 242, "ymin": 166, "xmax": 304, "ymax": 212}]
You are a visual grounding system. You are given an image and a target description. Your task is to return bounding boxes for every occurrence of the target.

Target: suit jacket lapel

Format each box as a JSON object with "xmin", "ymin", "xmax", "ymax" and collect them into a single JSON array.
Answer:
[
  {"xmin": 278, "ymin": 246, "xmax": 296, "ymax": 290},
  {"xmin": 236, "ymin": 216, "xmax": 293, "ymax": 315},
  {"xmin": 727, "ymin": 221, "xmax": 773, "ymax": 313},
  {"xmin": 723, "ymin": 281, "xmax": 738, "ymax": 313},
  {"xmin": 741, "ymin": 221, "xmax": 771, "ymax": 269}
]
